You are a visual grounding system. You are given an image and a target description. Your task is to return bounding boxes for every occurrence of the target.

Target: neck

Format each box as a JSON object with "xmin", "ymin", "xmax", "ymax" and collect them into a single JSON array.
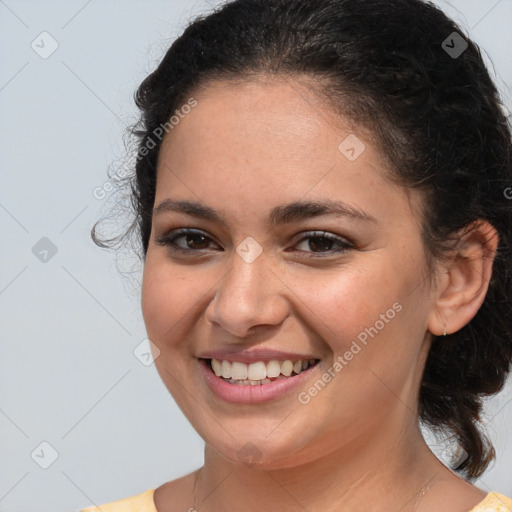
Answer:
[{"xmin": 196, "ymin": 412, "xmax": 444, "ymax": 512}]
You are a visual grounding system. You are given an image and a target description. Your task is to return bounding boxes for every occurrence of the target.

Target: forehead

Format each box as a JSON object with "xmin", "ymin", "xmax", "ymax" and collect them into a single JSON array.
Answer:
[
  {"xmin": 154, "ymin": 77, "xmax": 420, "ymax": 231},
  {"xmin": 159, "ymin": 76, "xmax": 343, "ymax": 166}
]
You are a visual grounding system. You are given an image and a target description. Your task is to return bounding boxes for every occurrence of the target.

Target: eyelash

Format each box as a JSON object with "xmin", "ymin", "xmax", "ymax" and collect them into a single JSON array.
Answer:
[{"xmin": 154, "ymin": 228, "xmax": 353, "ymax": 257}]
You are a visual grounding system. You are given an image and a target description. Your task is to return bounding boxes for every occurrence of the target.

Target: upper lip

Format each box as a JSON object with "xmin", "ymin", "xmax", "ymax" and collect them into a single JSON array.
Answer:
[{"xmin": 197, "ymin": 348, "xmax": 321, "ymax": 364}]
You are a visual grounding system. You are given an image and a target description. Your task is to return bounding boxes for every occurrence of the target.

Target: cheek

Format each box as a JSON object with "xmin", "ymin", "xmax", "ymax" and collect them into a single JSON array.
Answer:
[
  {"xmin": 141, "ymin": 259, "xmax": 199, "ymax": 399},
  {"xmin": 293, "ymin": 260, "xmax": 402, "ymax": 344},
  {"xmin": 141, "ymin": 257, "xmax": 193, "ymax": 348},
  {"xmin": 295, "ymin": 252, "xmax": 427, "ymax": 375}
]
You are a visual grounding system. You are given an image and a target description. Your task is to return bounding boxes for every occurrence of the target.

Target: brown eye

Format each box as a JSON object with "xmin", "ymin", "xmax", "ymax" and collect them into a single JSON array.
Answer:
[
  {"xmin": 293, "ymin": 231, "xmax": 353, "ymax": 256},
  {"xmin": 178, "ymin": 233, "xmax": 210, "ymax": 250},
  {"xmin": 302, "ymin": 236, "xmax": 335, "ymax": 252},
  {"xmin": 155, "ymin": 229, "xmax": 219, "ymax": 252}
]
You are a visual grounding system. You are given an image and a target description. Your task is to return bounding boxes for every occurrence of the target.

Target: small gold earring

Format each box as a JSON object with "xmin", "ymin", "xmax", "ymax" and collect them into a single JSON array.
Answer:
[{"xmin": 443, "ymin": 325, "xmax": 447, "ymax": 336}]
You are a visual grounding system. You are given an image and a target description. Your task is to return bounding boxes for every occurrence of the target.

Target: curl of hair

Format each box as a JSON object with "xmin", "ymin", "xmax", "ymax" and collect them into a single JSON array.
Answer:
[{"xmin": 92, "ymin": 0, "xmax": 512, "ymax": 479}]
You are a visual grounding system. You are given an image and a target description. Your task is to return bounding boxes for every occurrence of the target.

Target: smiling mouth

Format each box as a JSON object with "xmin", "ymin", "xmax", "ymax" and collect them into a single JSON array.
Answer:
[{"xmin": 201, "ymin": 357, "xmax": 321, "ymax": 385}]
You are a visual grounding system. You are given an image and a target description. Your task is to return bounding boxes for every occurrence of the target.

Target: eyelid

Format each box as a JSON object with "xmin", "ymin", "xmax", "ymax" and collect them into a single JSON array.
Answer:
[{"xmin": 290, "ymin": 230, "xmax": 351, "ymax": 245}]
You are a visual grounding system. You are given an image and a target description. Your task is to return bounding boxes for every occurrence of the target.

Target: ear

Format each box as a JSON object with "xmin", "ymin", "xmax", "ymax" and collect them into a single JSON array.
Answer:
[{"xmin": 427, "ymin": 220, "xmax": 499, "ymax": 336}]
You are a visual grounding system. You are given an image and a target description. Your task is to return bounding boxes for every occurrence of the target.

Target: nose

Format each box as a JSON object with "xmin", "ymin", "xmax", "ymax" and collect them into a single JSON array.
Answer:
[{"xmin": 205, "ymin": 250, "xmax": 289, "ymax": 339}]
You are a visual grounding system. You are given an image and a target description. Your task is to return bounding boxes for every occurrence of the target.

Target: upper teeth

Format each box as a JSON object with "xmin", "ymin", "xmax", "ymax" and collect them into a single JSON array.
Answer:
[{"xmin": 210, "ymin": 358, "xmax": 316, "ymax": 380}]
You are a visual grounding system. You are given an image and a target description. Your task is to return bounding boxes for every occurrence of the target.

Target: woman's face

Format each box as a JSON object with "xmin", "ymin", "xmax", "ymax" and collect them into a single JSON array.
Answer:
[{"xmin": 142, "ymin": 76, "xmax": 437, "ymax": 469}]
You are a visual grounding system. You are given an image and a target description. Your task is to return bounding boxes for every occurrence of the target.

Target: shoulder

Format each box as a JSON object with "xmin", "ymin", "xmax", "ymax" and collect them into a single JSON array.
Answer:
[
  {"xmin": 79, "ymin": 488, "xmax": 157, "ymax": 512},
  {"xmin": 78, "ymin": 471, "xmax": 197, "ymax": 512},
  {"xmin": 468, "ymin": 492, "xmax": 512, "ymax": 512},
  {"xmin": 152, "ymin": 470, "xmax": 198, "ymax": 510}
]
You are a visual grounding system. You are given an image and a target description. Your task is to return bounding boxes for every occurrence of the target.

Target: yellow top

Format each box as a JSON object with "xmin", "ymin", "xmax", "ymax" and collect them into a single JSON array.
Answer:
[
  {"xmin": 79, "ymin": 489, "xmax": 512, "ymax": 512},
  {"xmin": 80, "ymin": 489, "xmax": 157, "ymax": 512}
]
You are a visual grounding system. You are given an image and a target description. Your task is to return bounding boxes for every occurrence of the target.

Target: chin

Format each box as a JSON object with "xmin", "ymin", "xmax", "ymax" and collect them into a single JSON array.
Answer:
[{"xmin": 203, "ymin": 430, "xmax": 319, "ymax": 471}]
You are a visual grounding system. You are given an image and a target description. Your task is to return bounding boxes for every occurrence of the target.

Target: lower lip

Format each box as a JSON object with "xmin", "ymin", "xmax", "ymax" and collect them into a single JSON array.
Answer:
[{"xmin": 198, "ymin": 359, "xmax": 319, "ymax": 404}]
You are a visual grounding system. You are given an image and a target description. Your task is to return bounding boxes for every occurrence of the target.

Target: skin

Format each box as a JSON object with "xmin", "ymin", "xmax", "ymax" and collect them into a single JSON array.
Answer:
[{"xmin": 141, "ymin": 76, "xmax": 498, "ymax": 512}]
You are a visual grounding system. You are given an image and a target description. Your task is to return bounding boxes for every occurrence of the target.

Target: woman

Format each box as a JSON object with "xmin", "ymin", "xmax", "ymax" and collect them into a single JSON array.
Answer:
[{"xmin": 84, "ymin": 0, "xmax": 512, "ymax": 510}]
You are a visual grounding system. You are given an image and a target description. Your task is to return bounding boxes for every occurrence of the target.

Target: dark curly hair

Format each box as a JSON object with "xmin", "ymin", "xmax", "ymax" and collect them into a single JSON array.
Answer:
[{"xmin": 92, "ymin": 0, "xmax": 512, "ymax": 479}]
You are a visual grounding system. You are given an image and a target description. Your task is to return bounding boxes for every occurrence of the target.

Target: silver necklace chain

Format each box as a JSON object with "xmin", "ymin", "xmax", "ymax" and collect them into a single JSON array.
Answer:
[
  {"xmin": 192, "ymin": 469, "xmax": 200, "ymax": 511},
  {"xmin": 192, "ymin": 469, "xmax": 436, "ymax": 512},
  {"xmin": 412, "ymin": 476, "xmax": 437, "ymax": 512}
]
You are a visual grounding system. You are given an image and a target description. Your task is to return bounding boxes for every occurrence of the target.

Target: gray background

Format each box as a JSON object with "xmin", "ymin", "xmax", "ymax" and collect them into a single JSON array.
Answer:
[{"xmin": 0, "ymin": 1, "xmax": 510, "ymax": 511}]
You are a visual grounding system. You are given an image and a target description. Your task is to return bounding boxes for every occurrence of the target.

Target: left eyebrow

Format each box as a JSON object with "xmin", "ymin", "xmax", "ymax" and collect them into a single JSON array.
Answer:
[
  {"xmin": 269, "ymin": 199, "xmax": 377, "ymax": 226},
  {"xmin": 153, "ymin": 198, "xmax": 377, "ymax": 226}
]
